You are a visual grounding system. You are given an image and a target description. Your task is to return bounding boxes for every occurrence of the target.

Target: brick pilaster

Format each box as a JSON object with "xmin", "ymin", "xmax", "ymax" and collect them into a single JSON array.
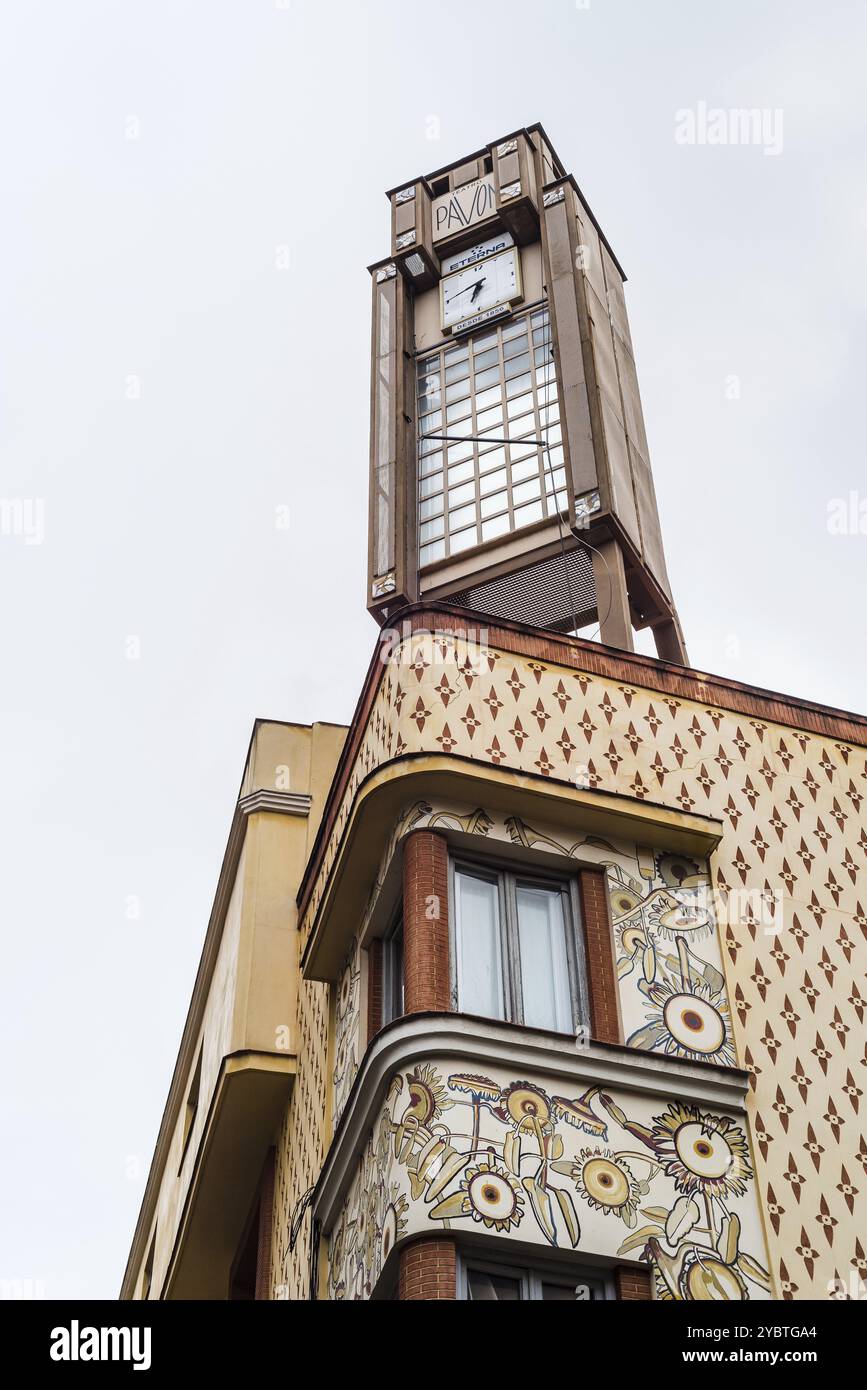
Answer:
[
  {"xmin": 402, "ymin": 831, "xmax": 450, "ymax": 1015},
  {"xmin": 367, "ymin": 938, "xmax": 383, "ymax": 1044},
  {"xmin": 577, "ymin": 868, "xmax": 621, "ymax": 1044},
  {"xmin": 615, "ymin": 1264, "xmax": 654, "ymax": 1300},
  {"xmin": 398, "ymin": 1237, "xmax": 457, "ymax": 1300},
  {"xmin": 254, "ymin": 1149, "xmax": 276, "ymax": 1301}
]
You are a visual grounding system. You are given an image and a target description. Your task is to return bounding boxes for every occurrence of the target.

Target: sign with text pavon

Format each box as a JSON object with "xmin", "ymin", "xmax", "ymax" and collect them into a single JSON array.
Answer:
[{"xmin": 432, "ymin": 175, "xmax": 497, "ymax": 242}]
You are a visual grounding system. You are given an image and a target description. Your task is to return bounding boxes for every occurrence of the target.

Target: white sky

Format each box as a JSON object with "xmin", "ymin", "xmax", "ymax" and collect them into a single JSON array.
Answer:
[{"xmin": 1, "ymin": 0, "xmax": 865, "ymax": 1299}]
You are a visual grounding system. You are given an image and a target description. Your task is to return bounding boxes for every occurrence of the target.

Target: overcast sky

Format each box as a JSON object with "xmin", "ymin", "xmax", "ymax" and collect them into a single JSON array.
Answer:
[{"xmin": 1, "ymin": 0, "xmax": 865, "ymax": 1299}]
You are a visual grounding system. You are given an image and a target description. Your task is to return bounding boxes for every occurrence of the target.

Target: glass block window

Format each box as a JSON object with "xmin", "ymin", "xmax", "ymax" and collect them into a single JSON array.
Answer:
[{"xmin": 416, "ymin": 309, "xmax": 567, "ymax": 568}]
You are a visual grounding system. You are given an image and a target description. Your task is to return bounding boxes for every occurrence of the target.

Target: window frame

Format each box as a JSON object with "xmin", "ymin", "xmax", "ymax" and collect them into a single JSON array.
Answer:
[
  {"xmin": 458, "ymin": 1250, "xmax": 614, "ymax": 1302},
  {"xmin": 449, "ymin": 854, "xmax": 589, "ymax": 1035},
  {"xmin": 380, "ymin": 914, "xmax": 404, "ymax": 1028}
]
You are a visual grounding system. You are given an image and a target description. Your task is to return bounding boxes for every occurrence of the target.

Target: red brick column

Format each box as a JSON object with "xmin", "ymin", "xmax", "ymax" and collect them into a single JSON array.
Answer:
[
  {"xmin": 402, "ymin": 831, "xmax": 450, "ymax": 1015},
  {"xmin": 367, "ymin": 938, "xmax": 383, "ymax": 1044},
  {"xmin": 254, "ymin": 1149, "xmax": 276, "ymax": 1301},
  {"xmin": 577, "ymin": 868, "xmax": 621, "ymax": 1045},
  {"xmin": 398, "ymin": 1237, "xmax": 457, "ymax": 1300},
  {"xmin": 615, "ymin": 1265, "xmax": 654, "ymax": 1300}
]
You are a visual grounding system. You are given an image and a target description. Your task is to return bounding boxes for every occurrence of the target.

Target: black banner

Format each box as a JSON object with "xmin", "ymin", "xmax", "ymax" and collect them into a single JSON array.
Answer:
[{"xmin": 0, "ymin": 1295, "xmax": 858, "ymax": 1376}]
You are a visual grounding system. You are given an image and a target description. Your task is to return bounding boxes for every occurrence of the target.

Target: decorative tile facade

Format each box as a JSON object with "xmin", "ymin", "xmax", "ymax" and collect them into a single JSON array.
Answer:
[{"xmin": 296, "ymin": 616, "xmax": 867, "ymax": 1299}]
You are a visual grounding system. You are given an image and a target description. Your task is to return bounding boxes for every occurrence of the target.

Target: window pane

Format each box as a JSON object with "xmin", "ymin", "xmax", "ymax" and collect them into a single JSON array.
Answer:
[
  {"xmin": 505, "ymin": 352, "xmax": 531, "ymax": 379},
  {"xmin": 480, "ymin": 467, "xmax": 507, "ymax": 496},
  {"xmin": 512, "ymin": 457, "xmax": 540, "ymax": 484},
  {"xmin": 419, "ymin": 516, "xmax": 444, "ymax": 543},
  {"xmin": 449, "ymin": 502, "xmax": 476, "ymax": 532},
  {"xmin": 450, "ymin": 524, "xmax": 478, "ymax": 553},
  {"xmin": 514, "ymin": 498, "xmax": 544, "ymax": 528},
  {"xmin": 447, "ymin": 399, "xmax": 472, "ymax": 424},
  {"xmin": 448, "ymin": 440, "xmax": 474, "ymax": 466},
  {"xmin": 383, "ymin": 926, "xmax": 404, "ymax": 1027},
  {"xmin": 473, "ymin": 347, "xmax": 500, "ymax": 373},
  {"xmin": 419, "ymin": 496, "xmax": 443, "ymax": 522},
  {"xmin": 541, "ymin": 1281, "xmax": 582, "ymax": 1300},
  {"xmin": 476, "ymin": 405, "xmax": 503, "ymax": 432},
  {"xmin": 446, "ymin": 378, "xmax": 471, "ymax": 404},
  {"xmin": 474, "ymin": 366, "xmax": 501, "ymax": 392},
  {"xmin": 448, "ymin": 460, "xmax": 475, "ymax": 487},
  {"xmin": 512, "ymin": 477, "xmax": 541, "ymax": 507},
  {"xmin": 482, "ymin": 514, "xmax": 510, "ymax": 542},
  {"xmin": 506, "ymin": 372, "xmax": 532, "ymax": 398},
  {"xmin": 516, "ymin": 885, "xmax": 573, "ymax": 1032},
  {"xmin": 449, "ymin": 480, "xmax": 475, "ymax": 508},
  {"xmin": 479, "ymin": 446, "xmax": 506, "ymax": 473},
  {"xmin": 419, "ymin": 539, "xmax": 445, "ymax": 566},
  {"xmin": 419, "ymin": 472, "xmax": 442, "ymax": 499},
  {"xmin": 467, "ymin": 1270, "xmax": 521, "ymax": 1301},
  {"xmin": 480, "ymin": 490, "xmax": 508, "ymax": 519},
  {"xmin": 456, "ymin": 871, "xmax": 504, "ymax": 1020}
]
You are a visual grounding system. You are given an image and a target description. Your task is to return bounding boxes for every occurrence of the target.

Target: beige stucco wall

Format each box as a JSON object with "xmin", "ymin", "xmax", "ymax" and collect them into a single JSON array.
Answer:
[{"xmin": 126, "ymin": 720, "xmax": 346, "ymax": 1300}]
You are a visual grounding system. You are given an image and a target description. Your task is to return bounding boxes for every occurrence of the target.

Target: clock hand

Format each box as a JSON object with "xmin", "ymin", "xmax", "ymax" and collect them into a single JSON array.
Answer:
[
  {"xmin": 445, "ymin": 277, "xmax": 486, "ymax": 305},
  {"xmin": 470, "ymin": 280, "xmax": 484, "ymax": 303}
]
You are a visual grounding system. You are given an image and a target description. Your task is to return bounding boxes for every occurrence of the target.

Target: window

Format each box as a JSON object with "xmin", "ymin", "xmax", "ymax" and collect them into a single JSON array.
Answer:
[
  {"xmin": 381, "ymin": 918, "xmax": 404, "ymax": 1026},
  {"xmin": 462, "ymin": 1256, "xmax": 610, "ymax": 1301},
  {"xmin": 452, "ymin": 862, "xmax": 586, "ymax": 1033},
  {"xmin": 416, "ymin": 309, "xmax": 567, "ymax": 567}
]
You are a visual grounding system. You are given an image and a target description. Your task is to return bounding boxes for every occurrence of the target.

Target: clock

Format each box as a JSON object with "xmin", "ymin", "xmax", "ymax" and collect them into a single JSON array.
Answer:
[{"xmin": 440, "ymin": 246, "xmax": 523, "ymax": 332}]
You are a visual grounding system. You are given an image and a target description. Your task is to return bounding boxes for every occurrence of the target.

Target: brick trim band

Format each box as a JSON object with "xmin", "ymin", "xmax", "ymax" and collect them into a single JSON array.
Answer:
[
  {"xmin": 398, "ymin": 1237, "xmax": 457, "ymax": 1301},
  {"xmin": 615, "ymin": 1264, "xmax": 653, "ymax": 1300},
  {"xmin": 577, "ymin": 868, "xmax": 621, "ymax": 1045},
  {"xmin": 402, "ymin": 831, "xmax": 451, "ymax": 1015},
  {"xmin": 367, "ymin": 938, "xmax": 383, "ymax": 1045},
  {"xmin": 254, "ymin": 1148, "xmax": 276, "ymax": 1301}
]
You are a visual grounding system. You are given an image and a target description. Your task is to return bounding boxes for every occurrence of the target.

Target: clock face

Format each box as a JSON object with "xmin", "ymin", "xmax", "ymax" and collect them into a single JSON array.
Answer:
[{"xmin": 440, "ymin": 246, "xmax": 522, "ymax": 331}]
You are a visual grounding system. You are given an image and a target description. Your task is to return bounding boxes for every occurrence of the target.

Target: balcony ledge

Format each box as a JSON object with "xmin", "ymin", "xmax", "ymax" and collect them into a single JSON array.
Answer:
[{"xmin": 313, "ymin": 1012, "xmax": 749, "ymax": 1234}]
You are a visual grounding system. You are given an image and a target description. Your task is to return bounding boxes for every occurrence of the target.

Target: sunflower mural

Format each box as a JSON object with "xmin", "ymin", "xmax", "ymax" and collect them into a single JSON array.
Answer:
[
  {"xmin": 607, "ymin": 849, "xmax": 736, "ymax": 1068},
  {"xmin": 327, "ymin": 1063, "xmax": 771, "ymax": 1301},
  {"xmin": 332, "ymin": 942, "xmax": 362, "ymax": 1128}
]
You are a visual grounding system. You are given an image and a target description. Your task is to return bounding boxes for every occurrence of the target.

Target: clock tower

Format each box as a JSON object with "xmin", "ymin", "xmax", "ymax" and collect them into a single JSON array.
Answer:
[{"xmin": 367, "ymin": 124, "xmax": 688, "ymax": 663}]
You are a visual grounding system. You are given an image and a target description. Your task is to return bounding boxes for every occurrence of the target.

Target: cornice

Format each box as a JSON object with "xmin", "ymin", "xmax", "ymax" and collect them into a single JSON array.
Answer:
[{"xmin": 313, "ymin": 1012, "xmax": 750, "ymax": 1234}]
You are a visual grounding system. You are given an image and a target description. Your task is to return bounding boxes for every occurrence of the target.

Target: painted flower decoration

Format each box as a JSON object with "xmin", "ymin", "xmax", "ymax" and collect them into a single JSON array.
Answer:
[
  {"xmin": 403, "ymin": 1063, "xmax": 453, "ymax": 1125},
  {"xmin": 448, "ymin": 1073, "xmax": 501, "ymax": 1103},
  {"xmin": 380, "ymin": 1186, "xmax": 409, "ymax": 1264},
  {"xmin": 493, "ymin": 1081, "xmax": 552, "ymax": 1131},
  {"xmin": 657, "ymin": 852, "xmax": 704, "ymax": 891},
  {"xmin": 609, "ymin": 883, "xmax": 643, "ymax": 920},
  {"xmin": 431, "ymin": 1153, "xmax": 524, "ymax": 1232},
  {"xmin": 630, "ymin": 977, "xmax": 735, "ymax": 1067},
  {"xmin": 650, "ymin": 1104, "xmax": 752, "ymax": 1198},
  {"xmin": 551, "ymin": 1090, "xmax": 608, "ymax": 1140},
  {"xmin": 553, "ymin": 1147, "xmax": 641, "ymax": 1227},
  {"xmin": 649, "ymin": 1237, "xmax": 749, "ymax": 1301}
]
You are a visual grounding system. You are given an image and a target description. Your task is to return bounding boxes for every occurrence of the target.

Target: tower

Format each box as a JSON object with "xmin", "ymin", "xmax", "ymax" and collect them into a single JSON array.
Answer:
[{"xmin": 368, "ymin": 124, "xmax": 687, "ymax": 663}]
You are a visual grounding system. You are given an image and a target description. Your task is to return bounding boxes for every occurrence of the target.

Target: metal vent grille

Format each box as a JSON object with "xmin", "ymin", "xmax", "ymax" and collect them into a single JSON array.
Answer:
[{"xmin": 438, "ymin": 545, "xmax": 596, "ymax": 631}]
